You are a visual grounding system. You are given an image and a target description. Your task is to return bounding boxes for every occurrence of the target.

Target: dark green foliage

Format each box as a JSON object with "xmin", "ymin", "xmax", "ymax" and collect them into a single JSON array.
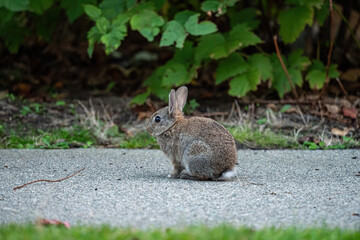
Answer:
[{"xmin": 0, "ymin": 0, "xmax": 341, "ymax": 102}]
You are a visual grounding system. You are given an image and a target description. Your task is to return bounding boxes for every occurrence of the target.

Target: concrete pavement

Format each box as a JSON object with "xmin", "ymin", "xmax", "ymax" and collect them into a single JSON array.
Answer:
[{"xmin": 0, "ymin": 149, "xmax": 359, "ymax": 229}]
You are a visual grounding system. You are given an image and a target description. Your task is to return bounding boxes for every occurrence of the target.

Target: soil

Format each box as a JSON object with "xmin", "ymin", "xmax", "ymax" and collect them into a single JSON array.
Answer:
[{"xmin": 0, "ymin": 92, "xmax": 359, "ymax": 148}]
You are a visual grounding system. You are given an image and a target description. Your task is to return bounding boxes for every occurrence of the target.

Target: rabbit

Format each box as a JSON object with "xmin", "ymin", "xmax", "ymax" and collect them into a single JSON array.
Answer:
[{"xmin": 147, "ymin": 86, "xmax": 237, "ymax": 181}]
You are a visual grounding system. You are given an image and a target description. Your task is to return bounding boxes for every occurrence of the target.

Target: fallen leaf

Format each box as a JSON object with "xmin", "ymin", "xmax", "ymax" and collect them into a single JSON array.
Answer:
[
  {"xmin": 343, "ymin": 108, "xmax": 358, "ymax": 119},
  {"xmin": 137, "ymin": 111, "xmax": 151, "ymax": 121},
  {"xmin": 12, "ymin": 83, "xmax": 32, "ymax": 95},
  {"xmin": 331, "ymin": 127, "xmax": 349, "ymax": 136},
  {"xmin": 341, "ymin": 68, "xmax": 360, "ymax": 82},
  {"xmin": 37, "ymin": 218, "xmax": 70, "ymax": 228},
  {"xmin": 325, "ymin": 104, "xmax": 340, "ymax": 115},
  {"xmin": 267, "ymin": 103, "xmax": 277, "ymax": 111},
  {"xmin": 339, "ymin": 99, "xmax": 352, "ymax": 108},
  {"xmin": 284, "ymin": 107, "xmax": 298, "ymax": 114}
]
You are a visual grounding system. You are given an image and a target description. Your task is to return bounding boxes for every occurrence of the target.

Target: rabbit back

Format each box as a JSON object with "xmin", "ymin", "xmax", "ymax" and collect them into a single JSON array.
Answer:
[{"xmin": 157, "ymin": 116, "xmax": 237, "ymax": 180}]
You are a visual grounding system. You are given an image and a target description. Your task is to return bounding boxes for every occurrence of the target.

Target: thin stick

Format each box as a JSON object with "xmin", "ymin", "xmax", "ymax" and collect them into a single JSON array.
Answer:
[
  {"xmin": 325, "ymin": 0, "xmax": 335, "ymax": 83},
  {"xmin": 273, "ymin": 35, "xmax": 299, "ymax": 101},
  {"xmin": 13, "ymin": 168, "xmax": 85, "ymax": 191},
  {"xmin": 335, "ymin": 77, "xmax": 348, "ymax": 96}
]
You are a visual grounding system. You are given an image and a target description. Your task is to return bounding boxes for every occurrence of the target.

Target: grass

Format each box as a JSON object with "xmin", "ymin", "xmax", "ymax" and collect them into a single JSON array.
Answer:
[
  {"xmin": 0, "ymin": 124, "xmax": 95, "ymax": 149},
  {"xmin": 1, "ymin": 122, "xmax": 359, "ymax": 150},
  {"xmin": 0, "ymin": 224, "xmax": 359, "ymax": 240},
  {"xmin": 119, "ymin": 131, "xmax": 159, "ymax": 149},
  {"xmin": 0, "ymin": 123, "xmax": 158, "ymax": 149},
  {"xmin": 227, "ymin": 126, "xmax": 298, "ymax": 149}
]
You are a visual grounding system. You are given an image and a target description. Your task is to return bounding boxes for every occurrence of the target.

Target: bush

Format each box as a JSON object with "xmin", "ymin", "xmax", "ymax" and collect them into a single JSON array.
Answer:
[{"xmin": 0, "ymin": 0, "xmax": 341, "ymax": 103}]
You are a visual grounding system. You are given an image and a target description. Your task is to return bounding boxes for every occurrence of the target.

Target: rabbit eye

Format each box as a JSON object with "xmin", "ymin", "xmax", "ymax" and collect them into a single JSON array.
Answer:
[{"xmin": 155, "ymin": 116, "xmax": 161, "ymax": 123}]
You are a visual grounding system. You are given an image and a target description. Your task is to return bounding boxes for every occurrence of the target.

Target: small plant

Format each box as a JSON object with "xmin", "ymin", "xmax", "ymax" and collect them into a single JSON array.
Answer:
[
  {"xmin": 227, "ymin": 126, "xmax": 297, "ymax": 149},
  {"xmin": 20, "ymin": 103, "xmax": 45, "ymax": 116},
  {"xmin": 184, "ymin": 99, "xmax": 200, "ymax": 114},
  {"xmin": 119, "ymin": 131, "xmax": 159, "ymax": 149},
  {"xmin": 302, "ymin": 136, "xmax": 360, "ymax": 150},
  {"xmin": 0, "ymin": 124, "xmax": 96, "ymax": 149}
]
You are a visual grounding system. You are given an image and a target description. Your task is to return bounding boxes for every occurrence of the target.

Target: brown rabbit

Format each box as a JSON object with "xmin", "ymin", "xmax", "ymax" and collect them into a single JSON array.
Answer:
[{"xmin": 147, "ymin": 86, "xmax": 237, "ymax": 181}]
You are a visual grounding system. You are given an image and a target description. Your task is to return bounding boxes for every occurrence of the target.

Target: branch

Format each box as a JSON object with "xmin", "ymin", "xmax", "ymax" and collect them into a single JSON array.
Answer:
[
  {"xmin": 325, "ymin": 0, "xmax": 334, "ymax": 83},
  {"xmin": 13, "ymin": 168, "xmax": 85, "ymax": 190},
  {"xmin": 273, "ymin": 35, "xmax": 299, "ymax": 101}
]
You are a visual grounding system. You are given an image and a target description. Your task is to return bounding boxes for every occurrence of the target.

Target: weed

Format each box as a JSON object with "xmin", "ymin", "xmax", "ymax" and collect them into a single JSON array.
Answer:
[
  {"xmin": 0, "ymin": 224, "xmax": 359, "ymax": 240},
  {"xmin": 119, "ymin": 131, "xmax": 159, "ymax": 149},
  {"xmin": 227, "ymin": 126, "xmax": 297, "ymax": 149}
]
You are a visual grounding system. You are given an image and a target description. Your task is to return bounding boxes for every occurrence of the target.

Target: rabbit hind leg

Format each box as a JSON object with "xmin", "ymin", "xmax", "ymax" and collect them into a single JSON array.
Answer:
[{"xmin": 180, "ymin": 155, "xmax": 214, "ymax": 180}]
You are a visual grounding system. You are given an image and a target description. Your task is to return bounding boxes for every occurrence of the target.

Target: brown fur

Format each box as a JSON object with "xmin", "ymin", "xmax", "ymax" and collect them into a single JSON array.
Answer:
[{"xmin": 147, "ymin": 86, "xmax": 237, "ymax": 181}]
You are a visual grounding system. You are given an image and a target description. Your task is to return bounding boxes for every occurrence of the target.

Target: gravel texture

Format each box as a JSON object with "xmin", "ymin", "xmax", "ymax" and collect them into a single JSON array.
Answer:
[{"xmin": 0, "ymin": 149, "xmax": 359, "ymax": 229}]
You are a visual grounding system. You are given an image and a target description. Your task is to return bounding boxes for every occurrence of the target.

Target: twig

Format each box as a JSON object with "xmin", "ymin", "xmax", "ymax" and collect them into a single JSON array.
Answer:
[
  {"xmin": 273, "ymin": 35, "xmax": 299, "ymax": 101},
  {"xmin": 333, "ymin": 5, "xmax": 360, "ymax": 51},
  {"xmin": 325, "ymin": 0, "xmax": 335, "ymax": 84},
  {"xmin": 336, "ymin": 77, "xmax": 348, "ymax": 96},
  {"xmin": 13, "ymin": 168, "xmax": 85, "ymax": 190}
]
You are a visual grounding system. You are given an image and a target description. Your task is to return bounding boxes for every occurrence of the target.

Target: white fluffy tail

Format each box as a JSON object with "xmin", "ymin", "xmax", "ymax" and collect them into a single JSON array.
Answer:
[{"xmin": 217, "ymin": 169, "xmax": 236, "ymax": 181}]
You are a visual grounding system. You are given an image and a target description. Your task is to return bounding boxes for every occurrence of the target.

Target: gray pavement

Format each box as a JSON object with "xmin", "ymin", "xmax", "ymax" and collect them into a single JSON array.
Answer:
[{"xmin": 0, "ymin": 149, "xmax": 359, "ymax": 230}]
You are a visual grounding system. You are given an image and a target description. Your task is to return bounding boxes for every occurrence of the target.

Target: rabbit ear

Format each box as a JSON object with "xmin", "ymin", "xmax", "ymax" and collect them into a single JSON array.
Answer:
[
  {"xmin": 175, "ymin": 86, "xmax": 188, "ymax": 111},
  {"xmin": 168, "ymin": 89, "xmax": 178, "ymax": 115}
]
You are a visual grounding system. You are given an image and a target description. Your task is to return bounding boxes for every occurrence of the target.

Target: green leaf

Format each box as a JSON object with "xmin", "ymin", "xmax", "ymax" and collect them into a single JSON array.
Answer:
[
  {"xmin": 184, "ymin": 14, "xmax": 218, "ymax": 36},
  {"xmin": 270, "ymin": 54, "xmax": 298, "ymax": 98},
  {"xmin": 228, "ymin": 66, "xmax": 261, "ymax": 97},
  {"xmin": 228, "ymin": 7, "xmax": 260, "ymax": 30},
  {"xmin": 201, "ymin": 1, "xmax": 228, "ymax": 16},
  {"xmin": 131, "ymin": 89, "xmax": 150, "ymax": 105},
  {"xmin": 172, "ymin": 41, "xmax": 195, "ymax": 68},
  {"xmin": 34, "ymin": 6, "xmax": 59, "ymax": 41},
  {"xmin": 248, "ymin": 53, "xmax": 273, "ymax": 81},
  {"xmin": 195, "ymin": 33, "xmax": 227, "ymax": 61},
  {"xmin": 280, "ymin": 104, "xmax": 292, "ymax": 113},
  {"xmin": 160, "ymin": 20, "xmax": 187, "ymax": 48},
  {"xmin": 174, "ymin": 10, "xmax": 198, "ymax": 25},
  {"xmin": 306, "ymin": 69, "xmax": 326, "ymax": 89},
  {"xmin": 96, "ymin": 17, "xmax": 110, "ymax": 34},
  {"xmin": 288, "ymin": 68, "xmax": 303, "ymax": 87},
  {"xmin": 0, "ymin": 0, "xmax": 29, "ymax": 11},
  {"xmin": 288, "ymin": 49, "xmax": 311, "ymax": 70},
  {"xmin": 201, "ymin": 1, "xmax": 220, "ymax": 12},
  {"xmin": 130, "ymin": 9, "xmax": 164, "ymax": 41},
  {"xmin": 195, "ymin": 24, "xmax": 261, "ymax": 61},
  {"xmin": 98, "ymin": 0, "xmax": 125, "ymax": 19},
  {"xmin": 29, "ymin": 0, "xmax": 53, "ymax": 14},
  {"xmin": 87, "ymin": 27, "xmax": 100, "ymax": 57},
  {"xmin": 162, "ymin": 62, "xmax": 190, "ymax": 87},
  {"xmin": 309, "ymin": 59, "xmax": 325, "ymax": 71},
  {"xmin": 315, "ymin": 0, "xmax": 329, "ymax": 26},
  {"xmin": 278, "ymin": 6, "xmax": 314, "ymax": 43},
  {"xmin": 83, "ymin": 4, "xmax": 102, "ymax": 20},
  {"xmin": 100, "ymin": 29, "xmax": 126, "ymax": 54},
  {"xmin": 61, "ymin": 0, "xmax": 95, "ymax": 23},
  {"xmin": 216, "ymin": 53, "xmax": 248, "ymax": 84},
  {"xmin": 286, "ymin": 0, "xmax": 324, "ymax": 8},
  {"xmin": 227, "ymin": 24, "xmax": 262, "ymax": 49},
  {"xmin": 328, "ymin": 64, "xmax": 339, "ymax": 78}
]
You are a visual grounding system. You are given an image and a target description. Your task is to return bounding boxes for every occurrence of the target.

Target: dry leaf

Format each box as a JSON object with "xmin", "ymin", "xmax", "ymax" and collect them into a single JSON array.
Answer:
[
  {"xmin": 339, "ymin": 99, "xmax": 352, "ymax": 108},
  {"xmin": 137, "ymin": 111, "xmax": 151, "ymax": 121},
  {"xmin": 325, "ymin": 104, "xmax": 340, "ymax": 115},
  {"xmin": 37, "ymin": 218, "xmax": 70, "ymax": 228},
  {"xmin": 284, "ymin": 107, "xmax": 298, "ymax": 113},
  {"xmin": 341, "ymin": 68, "xmax": 360, "ymax": 82},
  {"xmin": 267, "ymin": 103, "xmax": 277, "ymax": 111},
  {"xmin": 343, "ymin": 108, "xmax": 358, "ymax": 119},
  {"xmin": 331, "ymin": 127, "xmax": 349, "ymax": 136}
]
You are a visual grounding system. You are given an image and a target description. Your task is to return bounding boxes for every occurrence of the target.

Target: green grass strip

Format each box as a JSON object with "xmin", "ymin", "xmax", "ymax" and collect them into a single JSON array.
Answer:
[{"xmin": 0, "ymin": 224, "xmax": 359, "ymax": 240}]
